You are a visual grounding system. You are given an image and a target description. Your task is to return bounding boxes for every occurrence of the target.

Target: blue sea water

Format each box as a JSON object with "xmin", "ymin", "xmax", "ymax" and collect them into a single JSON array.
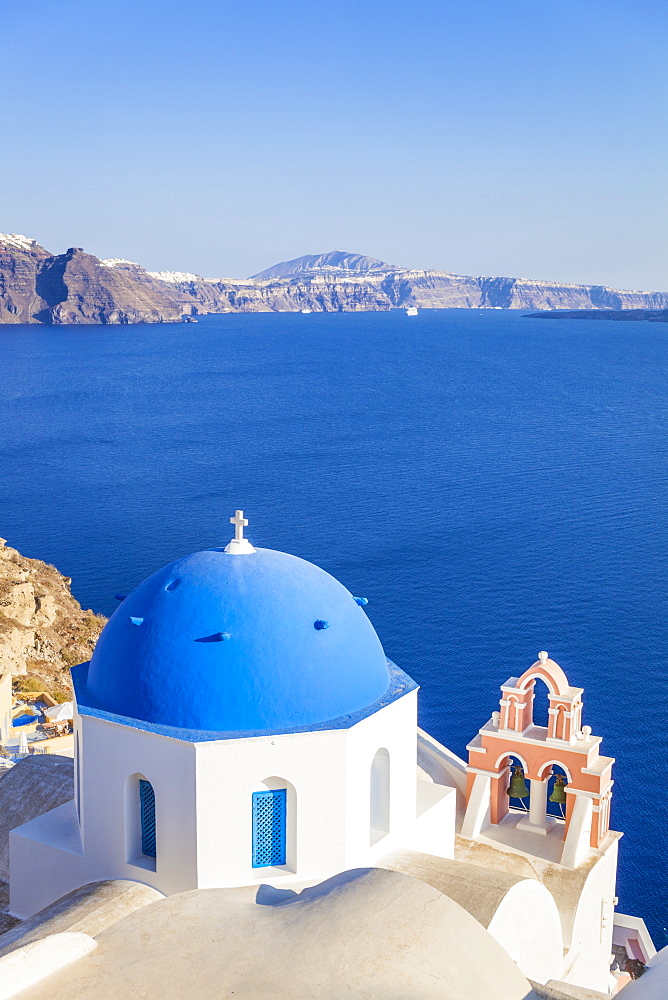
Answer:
[{"xmin": 0, "ymin": 309, "xmax": 666, "ymax": 943}]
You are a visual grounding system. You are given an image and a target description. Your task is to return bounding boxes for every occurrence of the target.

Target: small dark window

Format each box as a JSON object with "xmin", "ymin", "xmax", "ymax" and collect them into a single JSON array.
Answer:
[{"xmin": 139, "ymin": 779, "xmax": 156, "ymax": 858}]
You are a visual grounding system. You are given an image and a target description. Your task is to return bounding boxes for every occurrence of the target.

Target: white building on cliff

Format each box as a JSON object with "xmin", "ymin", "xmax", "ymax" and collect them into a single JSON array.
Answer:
[{"xmin": 3, "ymin": 512, "xmax": 656, "ymax": 999}]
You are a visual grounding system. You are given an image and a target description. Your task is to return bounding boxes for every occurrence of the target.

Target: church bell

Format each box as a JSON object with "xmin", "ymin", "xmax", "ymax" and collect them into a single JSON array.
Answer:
[
  {"xmin": 507, "ymin": 765, "xmax": 529, "ymax": 800},
  {"xmin": 549, "ymin": 775, "xmax": 567, "ymax": 805}
]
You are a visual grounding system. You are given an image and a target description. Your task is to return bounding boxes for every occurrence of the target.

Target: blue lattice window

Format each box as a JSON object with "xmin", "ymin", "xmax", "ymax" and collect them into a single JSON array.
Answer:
[
  {"xmin": 252, "ymin": 789, "xmax": 286, "ymax": 868},
  {"xmin": 139, "ymin": 779, "xmax": 156, "ymax": 858}
]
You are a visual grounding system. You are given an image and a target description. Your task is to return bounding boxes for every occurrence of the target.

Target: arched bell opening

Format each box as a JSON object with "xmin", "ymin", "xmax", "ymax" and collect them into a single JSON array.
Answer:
[
  {"xmin": 531, "ymin": 677, "xmax": 551, "ymax": 730},
  {"xmin": 506, "ymin": 754, "xmax": 530, "ymax": 813},
  {"xmin": 545, "ymin": 764, "xmax": 570, "ymax": 819}
]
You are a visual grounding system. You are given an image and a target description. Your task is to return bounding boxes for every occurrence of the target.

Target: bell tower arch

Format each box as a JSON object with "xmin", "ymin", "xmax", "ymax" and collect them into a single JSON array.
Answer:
[{"xmin": 462, "ymin": 652, "xmax": 615, "ymax": 869}]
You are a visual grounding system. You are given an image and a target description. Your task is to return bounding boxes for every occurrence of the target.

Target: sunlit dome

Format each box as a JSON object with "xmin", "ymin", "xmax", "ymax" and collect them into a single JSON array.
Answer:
[{"xmin": 84, "ymin": 513, "xmax": 391, "ymax": 733}]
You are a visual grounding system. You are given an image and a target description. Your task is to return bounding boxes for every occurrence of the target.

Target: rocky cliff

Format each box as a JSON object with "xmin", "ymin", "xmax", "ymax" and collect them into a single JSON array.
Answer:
[
  {"xmin": 2, "ymin": 235, "xmax": 667, "ymax": 323},
  {"xmin": 0, "ymin": 538, "xmax": 105, "ymax": 698},
  {"xmin": 0, "ymin": 236, "xmax": 193, "ymax": 325},
  {"xmin": 0, "ymin": 235, "xmax": 52, "ymax": 323},
  {"xmin": 102, "ymin": 251, "xmax": 668, "ymax": 316}
]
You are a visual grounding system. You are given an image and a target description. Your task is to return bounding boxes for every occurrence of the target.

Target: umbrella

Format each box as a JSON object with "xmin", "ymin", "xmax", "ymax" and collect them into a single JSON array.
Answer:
[
  {"xmin": 44, "ymin": 702, "xmax": 74, "ymax": 722},
  {"xmin": 18, "ymin": 731, "xmax": 28, "ymax": 755}
]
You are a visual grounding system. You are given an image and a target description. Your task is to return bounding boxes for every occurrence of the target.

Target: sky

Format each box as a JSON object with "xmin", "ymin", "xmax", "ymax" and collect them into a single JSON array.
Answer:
[{"xmin": 1, "ymin": 0, "xmax": 667, "ymax": 288}]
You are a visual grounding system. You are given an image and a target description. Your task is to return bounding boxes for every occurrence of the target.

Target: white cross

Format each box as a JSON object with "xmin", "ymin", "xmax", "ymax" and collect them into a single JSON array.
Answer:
[
  {"xmin": 230, "ymin": 509, "xmax": 248, "ymax": 543},
  {"xmin": 224, "ymin": 508, "xmax": 256, "ymax": 554}
]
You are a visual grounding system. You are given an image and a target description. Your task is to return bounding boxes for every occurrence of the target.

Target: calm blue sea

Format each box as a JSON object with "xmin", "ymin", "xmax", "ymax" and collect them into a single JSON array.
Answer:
[{"xmin": 0, "ymin": 309, "xmax": 666, "ymax": 942}]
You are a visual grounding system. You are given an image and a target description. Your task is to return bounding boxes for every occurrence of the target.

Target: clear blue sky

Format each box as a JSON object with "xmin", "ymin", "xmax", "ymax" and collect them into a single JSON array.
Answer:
[{"xmin": 2, "ymin": 0, "xmax": 666, "ymax": 287}]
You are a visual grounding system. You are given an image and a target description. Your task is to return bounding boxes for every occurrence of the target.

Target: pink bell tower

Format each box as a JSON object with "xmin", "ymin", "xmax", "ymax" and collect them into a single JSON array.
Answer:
[{"xmin": 461, "ymin": 652, "xmax": 615, "ymax": 868}]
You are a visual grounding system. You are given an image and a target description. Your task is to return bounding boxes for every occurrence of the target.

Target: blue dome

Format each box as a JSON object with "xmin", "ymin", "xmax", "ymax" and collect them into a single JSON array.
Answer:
[{"xmin": 86, "ymin": 547, "xmax": 391, "ymax": 732}]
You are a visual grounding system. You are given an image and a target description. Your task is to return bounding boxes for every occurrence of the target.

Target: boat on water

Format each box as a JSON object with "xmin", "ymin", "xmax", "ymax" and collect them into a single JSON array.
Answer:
[
  {"xmin": 406, "ymin": 306, "xmax": 418, "ymax": 316},
  {"xmin": 301, "ymin": 308, "xmax": 312, "ymax": 314},
  {"xmin": 182, "ymin": 315, "xmax": 199, "ymax": 323}
]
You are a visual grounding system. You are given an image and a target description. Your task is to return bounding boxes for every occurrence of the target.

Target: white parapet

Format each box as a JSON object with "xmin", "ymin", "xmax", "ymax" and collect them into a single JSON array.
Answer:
[
  {"xmin": 0, "ymin": 932, "xmax": 97, "ymax": 1000},
  {"xmin": 561, "ymin": 792, "xmax": 593, "ymax": 869},
  {"xmin": 461, "ymin": 772, "xmax": 491, "ymax": 840}
]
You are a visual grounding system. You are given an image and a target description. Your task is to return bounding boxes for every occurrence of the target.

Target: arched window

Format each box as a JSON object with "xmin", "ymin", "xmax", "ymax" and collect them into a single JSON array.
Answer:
[
  {"xmin": 252, "ymin": 788, "xmax": 286, "ymax": 867},
  {"xmin": 139, "ymin": 780, "xmax": 156, "ymax": 858},
  {"xmin": 125, "ymin": 773, "xmax": 157, "ymax": 870},
  {"xmin": 370, "ymin": 748, "xmax": 390, "ymax": 845}
]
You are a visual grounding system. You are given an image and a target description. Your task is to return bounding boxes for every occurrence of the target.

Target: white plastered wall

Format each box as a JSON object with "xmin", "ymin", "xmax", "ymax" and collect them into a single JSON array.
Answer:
[
  {"xmin": 194, "ymin": 690, "xmax": 422, "ymax": 887},
  {"xmin": 561, "ymin": 790, "xmax": 594, "ymax": 869},
  {"xmin": 345, "ymin": 691, "xmax": 421, "ymax": 864},
  {"xmin": 10, "ymin": 713, "xmax": 198, "ymax": 918},
  {"xmin": 559, "ymin": 838, "xmax": 619, "ymax": 993},
  {"xmin": 194, "ymin": 726, "xmax": 348, "ymax": 887},
  {"xmin": 345, "ymin": 693, "xmax": 455, "ymax": 862},
  {"xmin": 487, "ymin": 880, "xmax": 563, "ymax": 984},
  {"xmin": 76, "ymin": 714, "xmax": 199, "ymax": 894},
  {"xmin": 10, "ymin": 802, "xmax": 84, "ymax": 918},
  {"xmin": 12, "ymin": 690, "xmax": 457, "ymax": 916}
]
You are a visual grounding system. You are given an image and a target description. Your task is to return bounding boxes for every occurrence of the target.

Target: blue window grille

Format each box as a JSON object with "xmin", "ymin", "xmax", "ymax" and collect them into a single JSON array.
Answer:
[
  {"xmin": 139, "ymin": 779, "xmax": 156, "ymax": 858},
  {"xmin": 252, "ymin": 789, "xmax": 286, "ymax": 867}
]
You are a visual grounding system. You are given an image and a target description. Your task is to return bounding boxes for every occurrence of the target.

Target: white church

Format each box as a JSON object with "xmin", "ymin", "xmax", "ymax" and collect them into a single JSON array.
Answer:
[{"xmin": 2, "ymin": 513, "xmax": 660, "ymax": 1000}]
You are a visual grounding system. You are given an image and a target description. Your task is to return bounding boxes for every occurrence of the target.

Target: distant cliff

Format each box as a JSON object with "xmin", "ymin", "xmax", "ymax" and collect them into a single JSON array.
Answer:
[
  {"xmin": 0, "ymin": 236, "xmax": 192, "ymax": 325},
  {"xmin": 2, "ymin": 236, "xmax": 667, "ymax": 324},
  {"xmin": 250, "ymin": 250, "xmax": 403, "ymax": 280}
]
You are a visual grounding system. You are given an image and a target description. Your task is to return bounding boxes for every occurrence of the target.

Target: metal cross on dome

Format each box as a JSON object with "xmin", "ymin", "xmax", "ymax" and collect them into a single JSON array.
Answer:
[
  {"xmin": 230, "ymin": 509, "xmax": 248, "ymax": 543},
  {"xmin": 225, "ymin": 509, "xmax": 256, "ymax": 555}
]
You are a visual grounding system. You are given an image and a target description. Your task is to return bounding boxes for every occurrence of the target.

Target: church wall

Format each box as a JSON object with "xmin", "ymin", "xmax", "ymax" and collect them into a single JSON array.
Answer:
[
  {"xmin": 193, "ymin": 692, "xmax": 420, "ymax": 887},
  {"xmin": 193, "ymin": 726, "xmax": 349, "ymax": 887},
  {"xmin": 12, "ymin": 690, "xmax": 447, "ymax": 912},
  {"xmin": 78, "ymin": 714, "xmax": 199, "ymax": 896},
  {"xmin": 410, "ymin": 782, "xmax": 456, "ymax": 858},
  {"xmin": 559, "ymin": 838, "xmax": 619, "ymax": 993},
  {"xmin": 486, "ymin": 879, "xmax": 563, "ymax": 983},
  {"xmin": 10, "ymin": 711, "xmax": 203, "ymax": 918},
  {"xmin": 9, "ymin": 801, "xmax": 87, "ymax": 918},
  {"xmin": 344, "ymin": 691, "xmax": 419, "ymax": 865}
]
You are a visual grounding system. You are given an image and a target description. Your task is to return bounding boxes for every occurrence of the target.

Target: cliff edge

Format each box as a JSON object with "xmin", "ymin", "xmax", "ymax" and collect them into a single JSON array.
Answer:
[
  {"xmin": 0, "ymin": 236, "xmax": 193, "ymax": 325},
  {"xmin": 0, "ymin": 538, "xmax": 105, "ymax": 698},
  {"xmin": 2, "ymin": 235, "xmax": 668, "ymax": 323}
]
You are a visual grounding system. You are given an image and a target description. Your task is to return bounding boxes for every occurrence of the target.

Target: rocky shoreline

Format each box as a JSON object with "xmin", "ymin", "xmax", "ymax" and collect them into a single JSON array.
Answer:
[{"xmin": 526, "ymin": 309, "xmax": 668, "ymax": 322}]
